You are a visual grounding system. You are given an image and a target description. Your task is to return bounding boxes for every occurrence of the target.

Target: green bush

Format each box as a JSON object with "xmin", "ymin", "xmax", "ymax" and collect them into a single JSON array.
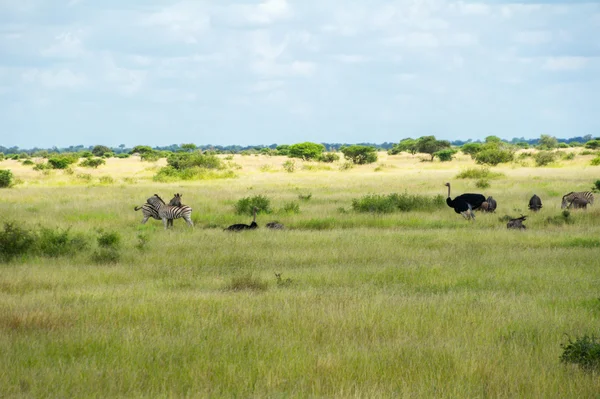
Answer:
[
  {"xmin": 389, "ymin": 138, "xmax": 418, "ymax": 155},
  {"xmin": 475, "ymin": 179, "xmax": 490, "ymax": 189},
  {"xmin": 79, "ymin": 158, "xmax": 106, "ymax": 168},
  {"xmin": 282, "ymin": 160, "xmax": 296, "ymax": 173},
  {"xmin": 115, "ymin": 153, "xmax": 130, "ymax": 158},
  {"xmin": 534, "ymin": 151, "xmax": 557, "ymax": 167},
  {"xmin": 0, "ymin": 222, "xmax": 36, "ymax": 262},
  {"xmin": 48, "ymin": 156, "xmax": 76, "ymax": 169},
  {"xmin": 581, "ymin": 150, "xmax": 597, "ymax": 156},
  {"xmin": 341, "ymin": 145, "xmax": 378, "ymax": 165},
  {"xmin": 434, "ymin": 148, "xmax": 456, "ymax": 162},
  {"xmin": 585, "ymin": 140, "xmax": 600, "ymax": 150},
  {"xmin": 275, "ymin": 145, "xmax": 290, "ymax": 156},
  {"xmin": 33, "ymin": 162, "xmax": 51, "ymax": 171},
  {"xmin": 140, "ymin": 151, "xmax": 161, "ymax": 162},
  {"xmin": 282, "ymin": 201, "xmax": 300, "ymax": 214},
  {"xmin": 235, "ymin": 195, "xmax": 272, "ymax": 215},
  {"xmin": 131, "ymin": 145, "xmax": 154, "ymax": 155},
  {"xmin": 352, "ymin": 193, "xmax": 445, "ymax": 213},
  {"xmin": 22, "ymin": 159, "xmax": 34, "ymax": 165},
  {"xmin": 166, "ymin": 152, "xmax": 222, "ymax": 170},
  {"xmin": 288, "ymin": 142, "xmax": 325, "ymax": 160},
  {"xmin": 153, "ymin": 166, "xmax": 235, "ymax": 182},
  {"xmin": 562, "ymin": 152, "xmax": 575, "ymax": 161},
  {"xmin": 560, "ymin": 334, "xmax": 600, "ymax": 371},
  {"xmin": 81, "ymin": 151, "xmax": 93, "ymax": 158},
  {"xmin": 591, "ymin": 157, "xmax": 600, "ymax": 166},
  {"xmin": 456, "ymin": 167, "xmax": 504, "ymax": 180},
  {"xmin": 593, "ymin": 180, "xmax": 600, "ymax": 192},
  {"xmin": 319, "ymin": 153, "xmax": 340, "ymax": 163},
  {"xmin": 97, "ymin": 231, "xmax": 121, "ymax": 249},
  {"xmin": 92, "ymin": 145, "xmax": 112, "ymax": 157},
  {"xmin": 37, "ymin": 227, "xmax": 88, "ymax": 257},
  {"xmin": 99, "ymin": 176, "xmax": 114, "ymax": 184},
  {"xmin": 460, "ymin": 143, "xmax": 482, "ymax": 158},
  {"xmin": 339, "ymin": 161, "xmax": 354, "ymax": 171},
  {"xmin": 0, "ymin": 169, "xmax": 13, "ymax": 188},
  {"xmin": 475, "ymin": 148, "xmax": 514, "ymax": 166},
  {"xmin": 0, "ymin": 152, "xmax": 4, "ymax": 161},
  {"xmin": 558, "ymin": 143, "xmax": 570, "ymax": 149}
]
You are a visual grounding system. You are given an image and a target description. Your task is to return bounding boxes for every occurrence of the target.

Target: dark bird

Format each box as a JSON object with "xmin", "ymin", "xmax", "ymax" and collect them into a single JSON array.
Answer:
[
  {"xmin": 266, "ymin": 221, "xmax": 285, "ymax": 230},
  {"xmin": 528, "ymin": 194, "xmax": 542, "ymax": 212},
  {"xmin": 485, "ymin": 196, "xmax": 497, "ymax": 212},
  {"xmin": 507, "ymin": 215, "xmax": 527, "ymax": 230},
  {"xmin": 444, "ymin": 182, "xmax": 486, "ymax": 220},
  {"xmin": 224, "ymin": 207, "xmax": 258, "ymax": 231}
]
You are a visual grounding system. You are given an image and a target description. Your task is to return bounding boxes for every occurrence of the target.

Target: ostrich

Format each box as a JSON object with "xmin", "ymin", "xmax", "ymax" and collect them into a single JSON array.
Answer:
[
  {"xmin": 507, "ymin": 215, "xmax": 527, "ymax": 230},
  {"xmin": 528, "ymin": 195, "xmax": 542, "ymax": 212},
  {"xmin": 224, "ymin": 207, "xmax": 258, "ymax": 231},
  {"xmin": 486, "ymin": 196, "xmax": 497, "ymax": 213},
  {"xmin": 266, "ymin": 221, "xmax": 285, "ymax": 230},
  {"xmin": 444, "ymin": 182, "xmax": 486, "ymax": 220}
]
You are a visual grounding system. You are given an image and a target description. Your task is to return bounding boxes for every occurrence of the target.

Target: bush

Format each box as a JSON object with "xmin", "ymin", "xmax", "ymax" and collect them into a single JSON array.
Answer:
[
  {"xmin": 153, "ymin": 166, "xmax": 235, "ymax": 182},
  {"xmin": 22, "ymin": 159, "xmax": 34, "ymax": 165},
  {"xmin": 48, "ymin": 157, "xmax": 76, "ymax": 169},
  {"xmin": 282, "ymin": 201, "xmax": 300, "ymax": 214},
  {"xmin": 558, "ymin": 143, "xmax": 570, "ymax": 149},
  {"xmin": 92, "ymin": 145, "xmax": 111, "ymax": 157},
  {"xmin": 534, "ymin": 151, "xmax": 558, "ymax": 167},
  {"xmin": 33, "ymin": 162, "xmax": 51, "ymax": 171},
  {"xmin": 131, "ymin": 145, "xmax": 154, "ymax": 155},
  {"xmin": 455, "ymin": 167, "xmax": 504, "ymax": 180},
  {"xmin": 319, "ymin": 153, "xmax": 340, "ymax": 163},
  {"xmin": 140, "ymin": 151, "xmax": 161, "ymax": 162},
  {"xmin": 475, "ymin": 148, "xmax": 514, "ymax": 166},
  {"xmin": 37, "ymin": 227, "xmax": 88, "ymax": 257},
  {"xmin": 115, "ymin": 153, "xmax": 130, "ymax": 159},
  {"xmin": 0, "ymin": 152, "xmax": 4, "ymax": 161},
  {"xmin": 81, "ymin": 151, "xmax": 93, "ymax": 158},
  {"xmin": 0, "ymin": 222, "xmax": 36, "ymax": 262},
  {"xmin": 235, "ymin": 195, "xmax": 272, "ymax": 215},
  {"xmin": 434, "ymin": 148, "xmax": 456, "ymax": 162},
  {"xmin": 166, "ymin": 152, "xmax": 222, "ymax": 170},
  {"xmin": 546, "ymin": 210, "xmax": 574, "ymax": 226},
  {"xmin": 562, "ymin": 152, "xmax": 575, "ymax": 160},
  {"xmin": 0, "ymin": 169, "xmax": 13, "ymax": 188},
  {"xmin": 341, "ymin": 145, "xmax": 378, "ymax": 165},
  {"xmin": 288, "ymin": 142, "xmax": 325, "ymax": 160},
  {"xmin": 560, "ymin": 334, "xmax": 600, "ymax": 371},
  {"xmin": 79, "ymin": 158, "xmax": 106, "ymax": 168},
  {"xmin": 76, "ymin": 173, "xmax": 92, "ymax": 182},
  {"xmin": 282, "ymin": 160, "xmax": 296, "ymax": 173},
  {"xmin": 585, "ymin": 140, "xmax": 600, "ymax": 150},
  {"xmin": 460, "ymin": 143, "xmax": 482, "ymax": 158},
  {"xmin": 475, "ymin": 179, "xmax": 490, "ymax": 189},
  {"xmin": 352, "ymin": 193, "xmax": 445, "ymax": 213},
  {"xmin": 99, "ymin": 176, "xmax": 114, "ymax": 184},
  {"xmin": 591, "ymin": 157, "xmax": 600, "ymax": 166},
  {"xmin": 339, "ymin": 161, "xmax": 354, "ymax": 171},
  {"xmin": 581, "ymin": 150, "xmax": 597, "ymax": 156},
  {"xmin": 593, "ymin": 180, "xmax": 600, "ymax": 192},
  {"xmin": 97, "ymin": 231, "xmax": 121, "ymax": 249},
  {"xmin": 389, "ymin": 138, "xmax": 418, "ymax": 155}
]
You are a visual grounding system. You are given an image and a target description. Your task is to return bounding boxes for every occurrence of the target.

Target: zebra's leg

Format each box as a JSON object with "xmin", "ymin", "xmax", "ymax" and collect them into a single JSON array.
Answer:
[
  {"xmin": 167, "ymin": 219, "xmax": 173, "ymax": 228},
  {"xmin": 162, "ymin": 217, "xmax": 169, "ymax": 230},
  {"xmin": 141, "ymin": 216, "xmax": 149, "ymax": 224},
  {"xmin": 183, "ymin": 215, "xmax": 194, "ymax": 227}
]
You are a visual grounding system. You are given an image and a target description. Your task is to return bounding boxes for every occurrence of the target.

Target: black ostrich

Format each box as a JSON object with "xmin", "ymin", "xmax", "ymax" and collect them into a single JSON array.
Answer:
[
  {"xmin": 224, "ymin": 207, "xmax": 258, "ymax": 231},
  {"xmin": 444, "ymin": 182, "xmax": 487, "ymax": 220},
  {"xmin": 528, "ymin": 194, "xmax": 542, "ymax": 212}
]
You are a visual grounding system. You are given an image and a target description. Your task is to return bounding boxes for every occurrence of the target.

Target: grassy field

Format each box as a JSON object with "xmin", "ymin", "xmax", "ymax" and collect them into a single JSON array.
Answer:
[{"xmin": 1, "ymin": 151, "xmax": 600, "ymax": 398}]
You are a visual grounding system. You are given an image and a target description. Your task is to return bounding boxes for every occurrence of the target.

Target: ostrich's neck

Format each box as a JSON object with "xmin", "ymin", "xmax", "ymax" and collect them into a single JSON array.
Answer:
[{"xmin": 447, "ymin": 185, "xmax": 451, "ymax": 198}]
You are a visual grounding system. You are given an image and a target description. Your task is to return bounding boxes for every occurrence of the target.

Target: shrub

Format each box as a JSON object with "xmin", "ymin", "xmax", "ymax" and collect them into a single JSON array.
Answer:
[
  {"xmin": 131, "ymin": 145, "xmax": 154, "ymax": 155},
  {"xmin": 92, "ymin": 145, "xmax": 112, "ymax": 157},
  {"xmin": 22, "ymin": 159, "xmax": 34, "ymax": 165},
  {"xmin": 48, "ymin": 157, "xmax": 76, "ymax": 169},
  {"xmin": 37, "ymin": 227, "xmax": 88, "ymax": 257},
  {"xmin": 76, "ymin": 173, "xmax": 92, "ymax": 182},
  {"xmin": 0, "ymin": 169, "xmax": 14, "ymax": 188},
  {"xmin": 166, "ymin": 152, "xmax": 222, "ymax": 170},
  {"xmin": 97, "ymin": 231, "xmax": 121, "ymax": 249},
  {"xmin": 460, "ymin": 143, "xmax": 482, "ymax": 158},
  {"xmin": 352, "ymin": 193, "xmax": 445, "ymax": 213},
  {"xmin": 99, "ymin": 176, "xmax": 114, "ymax": 184},
  {"xmin": 33, "ymin": 162, "xmax": 51, "ymax": 171},
  {"xmin": 115, "ymin": 153, "xmax": 130, "ymax": 159},
  {"xmin": 475, "ymin": 179, "xmax": 490, "ymax": 189},
  {"xmin": 534, "ymin": 151, "xmax": 558, "ymax": 167},
  {"xmin": 415, "ymin": 136, "xmax": 451, "ymax": 161},
  {"xmin": 339, "ymin": 161, "xmax": 354, "ymax": 171},
  {"xmin": 275, "ymin": 145, "xmax": 290, "ymax": 156},
  {"xmin": 80, "ymin": 158, "xmax": 106, "ymax": 168},
  {"xmin": 562, "ymin": 152, "xmax": 575, "ymax": 160},
  {"xmin": 546, "ymin": 210, "xmax": 574, "ymax": 226},
  {"xmin": 389, "ymin": 138, "xmax": 418, "ymax": 155},
  {"xmin": 558, "ymin": 143, "xmax": 570, "ymax": 149},
  {"xmin": 282, "ymin": 201, "xmax": 300, "ymax": 214},
  {"xmin": 475, "ymin": 148, "xmax": 514, "ymax": 166},
  {"xmin": 319, "ymin": 152, "xmax": 340, "ymax": 163},
  {"xmin": 518, "ymin": 152, "xmax": 533, "ymax": 159},
  {"xmin": 235, "ymin": 195, "xmax": 272, "ymax": 215},
  {"xmin": 585, "ymin": 140, "xmax": 600, "ymax": 150},
  {"xmin": 153, "ymin": 166, "xmax": 235, "ymax": 182},
  {"xmin": 0, "ymin": 222, "xmax": 36, "ymax": 262},
  {"xmin": 560, "ymin": 334, "xmax": 600, "ymax": 371},
  {"xmin": 0, "ymin": 152, "xmax": 4, "ymax": 161},
  {"xmin": 434, "ymin": 148, "xmax": 456, "ymax": 162},
  {"xmin": 537, "ymin": 134, "xmax": 558, "ymax": 150},
  {"xmin": 591, "ymin": 157, "xmax": 600, "ymax": 166},
  {"xmin": 288, "ymin": 142, "xmax": 325, "ymax": 160},
  {"xmin": 135, "ymin": 233, "xmax": 149, "ymax": 250},
  {"xmin": 140, "ymin": 151, "xmax": 161, "ymax": 162},
  {"xmin": 81, "ymin": 151, "xmax": 93, "ymax": 158},
  {"xmin": 282, "ymin": 160, "xmax": 296, "ymax": 173},
  {"xmin": 456, "ymin": 167, "xmax": 504, "ymax": 180},
  {"xmin": 225, "ymin": 274, "xmax": 268, "ymax": 292},
  {"xmin": 593, "ymin": 180, "xmax": 600, "ymax": 192},
  {"xmin": 581, "ymin": 150, "xmax": 596, "ymax": 156},
  {"xmin": 341, "ymin": 145, "xmax": 378, "ymax": 165}
]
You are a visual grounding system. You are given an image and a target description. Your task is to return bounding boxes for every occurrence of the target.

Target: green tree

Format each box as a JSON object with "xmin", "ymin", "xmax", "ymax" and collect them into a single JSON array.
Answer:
[
  {"xmin": 434, "ymin": 149, "xmax": 456, "ymax": 162},
  {"xmin": 388, "ymin": 138, "xmax": 418, "ymax": 155},
  {"xmin": 181, "ymin": 143, "xmax": 197, "ymax": 152},
  {"xmin": 276, "ymin": 145, "xmax": 290, "ymax": 156},
  {"xmin": 538, "ymin": 134, "xmax": 558, "ymax": 150},
  {"xmin": 131, "ymin": 145, "xmax": 154, "ymax": 154},
  {"xmin": 288, "ymin": 142, "xmax": 325, "ymax": 160},
  {"xmin": 341, "ymin": 145, "xmax": 378, "ymax": 165},
  {"xmin": 92, "ymin": 145, "xmax": 111, "ymax": 157},
  {"xmin": 585, "ymin": 140, "xmax": 600, "ymax": 149},
  {"xmin": 485, "ymin": 136, "xmax": 502, "ymax": 144},
  {"xmin": 416, "ymin": 136, "xmax": 451, "ymax": 161},
  {"xmin": 461, "ymin": 143, "xmax": 482, "ymax": 159}
]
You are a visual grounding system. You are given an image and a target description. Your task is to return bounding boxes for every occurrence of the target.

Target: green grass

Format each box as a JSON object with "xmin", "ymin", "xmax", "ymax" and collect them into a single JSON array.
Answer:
[{"xmin": 1, "ymin": 153, "xmax": 600, "ymax": 397}]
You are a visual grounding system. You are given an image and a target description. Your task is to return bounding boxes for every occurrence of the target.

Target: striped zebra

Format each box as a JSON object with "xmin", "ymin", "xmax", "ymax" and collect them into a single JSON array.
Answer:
[
  {"xmin": 561, "ymin": 191, "xmax": 594, "ymax": 209},
  {"xmin": 146, "ymin": 194, "xmax": 193, "ymax": 229},
  {"xmin": 135, "ymin": 193, "xmax": 181, "ymax": 227}
]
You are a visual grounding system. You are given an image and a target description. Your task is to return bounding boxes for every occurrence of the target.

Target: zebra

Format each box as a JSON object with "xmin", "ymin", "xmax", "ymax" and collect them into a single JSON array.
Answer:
[
  {"xmin": 135, "ymin": 193, "xmax": 181, "ymax": 227},
  {"xmin": 568, "ymin": 196, "xmax": 590, "ymax": 210},
  {"xmin": 561, "ymin": 192, "xmax": 594, "ymax": 209},
  {"xmin": 146, "ymin": 194, "xmax": 193, "ymax": 229}
]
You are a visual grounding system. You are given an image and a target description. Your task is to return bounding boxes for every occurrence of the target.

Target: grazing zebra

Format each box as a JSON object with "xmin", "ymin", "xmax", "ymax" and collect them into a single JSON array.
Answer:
[
  {"xmin": 561, "ymin": 192, "xmax": 594, "ymax": 209},
  {"xmin": 568, "ymin": 196, "xmax": 590, "ymax": 210},
  {"xmin": 145, "ymin": 194, "xmax": 193, "ymax": 229},
  {"xmin": 135, "ymin": 193, "xmax": 181, "ymax": 227}
]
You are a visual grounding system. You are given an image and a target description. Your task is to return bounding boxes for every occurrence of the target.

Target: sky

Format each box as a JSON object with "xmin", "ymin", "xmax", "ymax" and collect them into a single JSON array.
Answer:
[{"xmin": 1, "ymin": 0, "xmax": 599, "ymax": 148}]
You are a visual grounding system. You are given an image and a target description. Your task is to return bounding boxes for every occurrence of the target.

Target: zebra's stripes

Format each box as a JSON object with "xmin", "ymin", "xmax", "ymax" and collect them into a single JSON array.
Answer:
[
  {"xmin": 146, "ymin": 194, "xmax": 193, "ymax": 229},
  {"xmin": 135, "ymin": 193, "xmax": 182, "ymax": 227},
  {"xmin": 561, "ymin": 191, "xmax": 594, "ymax": 209}
]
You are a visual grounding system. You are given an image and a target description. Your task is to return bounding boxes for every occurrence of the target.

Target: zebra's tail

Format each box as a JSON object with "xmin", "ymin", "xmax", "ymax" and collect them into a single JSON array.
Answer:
[{"xmin": 134, "ymin": 206, "xmax": 143, "ymax": 211}]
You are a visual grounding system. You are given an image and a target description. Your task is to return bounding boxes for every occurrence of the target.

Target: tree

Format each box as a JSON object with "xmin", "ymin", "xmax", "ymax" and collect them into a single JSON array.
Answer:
[
  {"xmin": 434, "ymin": 149, "xmax": 456, "ymax": 162},
  {"xmin": 131, "ymin": 145, "xmax": 154, "ymax": 155},
  {"xmin": 538, "ymin": 134, "xmax": 558, "ymax": 150},
  {"xmin": 585, "ymin": 140, "xmax": 600, "ymax": 150},
  {"xmin": 79, "ymin": 158, "xmax": 106, "ymax": 168},
  {"xmin": 341, "ymin": 145, "xmax": 378, "ymax": 164},
  {"xmin": 388, "ymin": 138, "xmax": 418, "ymax": 155},
  {"xmin": 485, "ymin": 136, "xmax": 502, "ymax": 144},
  {"xmin": 415, "ymin": 136, "xmax": 451, "ymax": 161},
  {"xmin": 92, "ymin": 145, "xmax": 111, "ymax": 157},
  {"xmin": 181, "ymin": 143, "xmax": 197, "ymax": 152},
  {"xmin": 288, "ymin": 142, "xmax": 325, "ymax": 160},
  {"xmin": 461, "ymin": 143, "xmax": 482, "ymax": 159}
]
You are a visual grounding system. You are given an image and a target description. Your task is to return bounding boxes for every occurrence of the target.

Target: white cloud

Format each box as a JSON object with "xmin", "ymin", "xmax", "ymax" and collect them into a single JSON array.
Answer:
[
  {"xmin": 249, "ymin": 80, "xmax": 285, "ymax": 93},
  {"xmin": 41, "ymin": 31, "xmax": 86, "ymax": 58},
  {"xmin": 513, "ymin": 30, "xmax": 552, "ymax": 45},
  {"xmin": 22, "ymin": 68, "xmax": 87, "ymax": 89},
  {"xmin": 543, "ymin": 56, "xmax": 589, "ymax": 71},
  {"xmin": 251, "ymin": 60, "xmax": 316, "ymax": 77},
  {"xmin": 331, "ymin": 54, "xmax": 370, "ymax": 64},
  {"xmin": 140, "ymin": 2, "xmax": 211, "ymax": 44}
]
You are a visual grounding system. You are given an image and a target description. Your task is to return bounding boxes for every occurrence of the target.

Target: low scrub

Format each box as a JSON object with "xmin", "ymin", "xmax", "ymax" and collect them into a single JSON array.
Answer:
[
  {"xmin": 475, "ymin": 179, "xmax": 490, "ymax": 189},
  {"xmin": 560, "ymin": 334, "xmax": 600, "ymax": 371},
  {"xmin": 91, "ymin": 230, "xmax": 121, "ymax": 264},
  {"xmin": 37, "ymin": 227, "xmax": 88, "ymax": 257},
  {"xmin": 534, "ymin": 151, "xmax": 558, "ymax": 167},
  {"xmin": 352, "ymin": 193, "xmax": 445, "ymax": 213},
  {"xmin": 0, "ymin": 222, "xmax": 36, "ymax": 262},
  {"xmin": 235, "ymin": 195, "xmax": 272, "ymax": 215},
  {"xmin": 319, "ymin": 153, "xmax": 340, "ymax": 163},
  {"xmin": 282, "ymin": 201, "xmax": 300, "ymax": 214},
  {"xmin": 546, "ymin": 210, "xmax": 574, "ymax": 226},
  {"xmin": 225, "ymin": 274, "xmax": 268, "ymax": 292},
  {"xmin": 153, "ymin": 166, "xmax": 236, "ymax": 182},
  {"xmin": 591, "ymin": 156, "xmax": 600, "ymax": 166},
  {"xmin": 455, "ymin": 167, "xmax": 504, "ymax": 180},
  {"xmin": 0, "ymin": 169, "xmax": 14, "ymax": 188},
  {"xmin": 79, "ymin": 158, "xmax": 106, "ymax": 168}
]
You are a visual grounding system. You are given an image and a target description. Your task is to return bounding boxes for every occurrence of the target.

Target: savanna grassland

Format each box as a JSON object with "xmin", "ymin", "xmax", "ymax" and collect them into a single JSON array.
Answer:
[{"xmin": 1, "ymin": 151, "xmax": 600, "ymax": 398}]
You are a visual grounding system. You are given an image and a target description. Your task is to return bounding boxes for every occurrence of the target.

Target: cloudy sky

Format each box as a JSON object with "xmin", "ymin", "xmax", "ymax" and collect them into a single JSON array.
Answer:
[{"xmin": 1, "ymin": 0, "xmax": 599, "ymax": 148}]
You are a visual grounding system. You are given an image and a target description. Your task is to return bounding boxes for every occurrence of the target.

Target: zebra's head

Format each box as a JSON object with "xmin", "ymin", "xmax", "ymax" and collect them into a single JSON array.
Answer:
[
  {"xmin": 561, "ymin": 193, "xmax": 573, "ymax": 209},
  {"xmin": 168, "ymin": 193, "xmax": 182, "ymax": 207}
]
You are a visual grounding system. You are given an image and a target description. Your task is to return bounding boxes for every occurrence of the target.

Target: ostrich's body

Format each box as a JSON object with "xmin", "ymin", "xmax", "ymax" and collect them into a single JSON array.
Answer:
[
  {"xmin": 444, "ymin": 182, "xmax": 486, "ymax": 220},
  {"xmin": 507, "ymin": 215, "xmax": 527, "ymax": 230},
  {"xmin": 528, "ymin": 195, "xmax": 542, "ymax": 212},
  {"xmin": 225, "ymin": 207, "xmax": 258, "ymax": 231},
  {"xmin": 266, "ymin": 221, "xmax": 285, "ymax": 230}
]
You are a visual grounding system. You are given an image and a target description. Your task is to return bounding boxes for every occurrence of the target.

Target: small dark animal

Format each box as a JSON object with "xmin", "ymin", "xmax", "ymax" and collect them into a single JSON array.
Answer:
[
  {"xmin": 528, "ymin": 194, "xmax": 542, "ymax": 212},
  {"xmin": 266, "ymin": 221, "xmax": 285, "ymax": 230},
  {"xmin": 444, "ymin": 182, "xmax": 487, "ymax": 220},
  {"xmin": 485, "ymin": 196, "xmax": 497, "ymax": 212},
  {"xmin": 568, "ymin": 197, "xmax": 590, "ymax": 210},
  {"xmin": 507, "ymin": 215, "xmax": 527, "ymax": 230},
  {"xmin": 275, "ymin": 273, "xmax": 293, "ymax": 287},
  {"xmin": 225, "ymin": 207, "xmax": 258, "ymax": 231}
]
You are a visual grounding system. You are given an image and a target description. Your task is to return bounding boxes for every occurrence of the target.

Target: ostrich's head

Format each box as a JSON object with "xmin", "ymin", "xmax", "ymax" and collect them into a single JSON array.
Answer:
[{"xmin": 444, "ymin": 182, "xmax": 450, "ymax": 187}]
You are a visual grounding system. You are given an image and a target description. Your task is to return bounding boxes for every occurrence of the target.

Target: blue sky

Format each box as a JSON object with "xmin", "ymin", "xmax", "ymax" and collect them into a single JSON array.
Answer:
[{"xmin": 1, "ymin": 0, "xmax": 599, "ymax": 148}]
